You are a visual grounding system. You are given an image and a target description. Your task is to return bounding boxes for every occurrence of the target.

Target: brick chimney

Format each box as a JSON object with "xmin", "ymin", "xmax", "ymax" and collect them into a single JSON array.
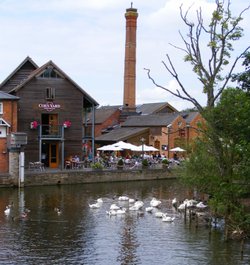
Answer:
[{"xmin": 123, "ymin": 4, "xmax": 138, "ymax": 113}]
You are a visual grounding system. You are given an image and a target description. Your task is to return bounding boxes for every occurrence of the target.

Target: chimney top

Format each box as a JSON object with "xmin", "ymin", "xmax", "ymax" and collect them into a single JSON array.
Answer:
[{"xmin": 126, "ymin": 2, "xmax": 137, "ymax": 13}]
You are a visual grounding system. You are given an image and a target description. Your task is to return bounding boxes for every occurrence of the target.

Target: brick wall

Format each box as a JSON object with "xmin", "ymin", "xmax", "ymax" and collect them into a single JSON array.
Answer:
[{"xmin": 0, "ymin": 100, "xmax": 18, "ymax": 173}]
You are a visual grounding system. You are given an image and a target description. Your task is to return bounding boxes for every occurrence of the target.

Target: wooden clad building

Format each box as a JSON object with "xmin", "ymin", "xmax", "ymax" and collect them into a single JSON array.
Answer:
[{"xmin": 0, "ymin": 57, "xmax": 98, "ymax": 169}]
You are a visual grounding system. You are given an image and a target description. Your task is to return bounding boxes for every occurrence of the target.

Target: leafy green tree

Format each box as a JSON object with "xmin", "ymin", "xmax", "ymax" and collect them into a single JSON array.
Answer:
[
  {"xmin": 232, "ymin": 51, "xmax": 250, "ymax": 92},
  {"xmin": 145, "ymin": 0, "xmax": 250, "ymax": 238},
  {"xmin": 183, "ymin": 88, "xmax": 250, "ymax": 236}
]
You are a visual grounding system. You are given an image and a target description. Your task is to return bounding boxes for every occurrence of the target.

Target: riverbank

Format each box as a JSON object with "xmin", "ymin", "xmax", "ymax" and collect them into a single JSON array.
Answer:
[{"xmin": 0, "ymin": 167, "xmax": 176, "ymax": 188}]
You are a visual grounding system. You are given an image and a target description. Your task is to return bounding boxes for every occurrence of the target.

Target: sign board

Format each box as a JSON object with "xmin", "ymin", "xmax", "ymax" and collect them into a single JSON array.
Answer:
[{"xmin": 7, "ymin": 132, "xmax": 27, "ymax": 148}]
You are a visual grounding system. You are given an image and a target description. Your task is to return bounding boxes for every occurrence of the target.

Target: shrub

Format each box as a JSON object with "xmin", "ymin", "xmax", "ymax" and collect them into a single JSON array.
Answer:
[
  {"xmin": 142, "ymin": 159, "xmax": 149, "ymax": 167},
  {"xmin": 117, "ymin": 158, "xmax": 124, "ymax": 166},
  {"xmin": 162, "ymin": 159, "xmax": 169, "ymax": 165},
  {"xmin": 91, "ymin": 162, "xmax": 103, "ymax": 169}
]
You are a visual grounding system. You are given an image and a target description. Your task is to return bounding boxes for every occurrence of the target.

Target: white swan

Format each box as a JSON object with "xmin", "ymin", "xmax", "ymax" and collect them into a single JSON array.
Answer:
[
  {"xmin": 162, "ymin": 214, "xmax": 175, "ymax": 222},
  {"xmin": 129, "ymin": 198, "xmax": 135, "ymax": 204},
  {"xmin": 150, "ymin": 197, "xmax": 162, "ymax": 207},
  {"xmin": 145, "ymin": 206, "xmax": 154, "ymax": 213},
  {"xmin": 196, "ymin": 201, "xmax": 207, "ymax": 209},
  {"xmin": 155, "ymin": 212, "xmax": 164, "ymax": 218},
  {"xmin": 129, "ymin": 204, "xmax": 140, "ymax": 211},
  {"xmin": 89, "ymin": 202, "xmax": 101, "ymax": 209},
  {"xmin": 118, "ymin": 196, "xmax": 129, "ymax": 201},
  {"xmin": 110, "ymin": 204, "xmax": 120, "ymax": 210},
  {"xmin": 116, "ymin": 208, "xmax": 126, "ymax": 214},
  {"xmin": 54, "ymin": 207, "xmax": 62, "ymax": 215},
  {"xmin": 172, "ymin": 198, "xmax": 177, "ymax": 206},
  {"xmin": 4, "ymin": 206, "xmax": 10, "ymax": 215},
  {"xmin": 134, "ymin": 201, "xmax": 144, "ymax": 208},
  {"xmin": 97, "ymin": 198, "xmax": 103, "ymax": 203},
  {"xmin": 129, "ymin": 201, "xmax": 143, "ymax": 211},
  {"xmin": 106, "ymin": 210, "xmax": 117, "ymax": 216}
]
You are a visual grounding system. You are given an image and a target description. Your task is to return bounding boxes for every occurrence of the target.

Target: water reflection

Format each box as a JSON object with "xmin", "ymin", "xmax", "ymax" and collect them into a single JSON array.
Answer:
[{"xmin": 0, "ymin": 180, "xmax": 249, "ymax": 265}]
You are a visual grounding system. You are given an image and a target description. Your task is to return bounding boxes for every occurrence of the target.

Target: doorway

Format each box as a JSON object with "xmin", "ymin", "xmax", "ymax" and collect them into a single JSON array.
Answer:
[
  {"xmin": 49, "ymin": 143, "xmax": 59, "ymax": 168},
  {"xmin": 42, "ymin": 142, "xmax": 59, "ymax": 168}
]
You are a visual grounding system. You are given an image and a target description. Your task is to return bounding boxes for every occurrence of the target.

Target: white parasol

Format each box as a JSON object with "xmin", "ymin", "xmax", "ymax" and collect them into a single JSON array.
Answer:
[
  {"xmin": 97, "ymin": 145, "xmax": 123, "ymax": 151},
  {"xmin": 132, "ymin": 145, "xmax": 159, "ymax": 152},
  {"xmin": 170, "ymin": 147, "xmax": 186, "ymax": 152}
]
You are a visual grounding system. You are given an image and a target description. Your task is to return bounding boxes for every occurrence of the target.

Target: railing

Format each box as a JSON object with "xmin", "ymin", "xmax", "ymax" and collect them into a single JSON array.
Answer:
[{"xmin": 39, "ymin": 125, "xmax": 64, "ymax": 139}]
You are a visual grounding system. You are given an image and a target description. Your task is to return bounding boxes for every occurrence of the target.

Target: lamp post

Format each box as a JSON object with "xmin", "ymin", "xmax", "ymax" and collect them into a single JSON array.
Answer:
[
  {"xmin": 167, "ymin": 124, "xmax": 172, "ymax": 159},
  {"xmin": 186, "ymin": 124, "xmax": 190, "ymax": 149},
  {"xmin": 140, "ymin": 137, "xmax": 145, "ymax": 159}
]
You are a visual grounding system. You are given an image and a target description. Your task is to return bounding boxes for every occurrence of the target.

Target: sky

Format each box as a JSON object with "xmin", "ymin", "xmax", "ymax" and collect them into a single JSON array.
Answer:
[{"xmin": 0, "ymin": 0, "xmax": 249, "ymax": 111}]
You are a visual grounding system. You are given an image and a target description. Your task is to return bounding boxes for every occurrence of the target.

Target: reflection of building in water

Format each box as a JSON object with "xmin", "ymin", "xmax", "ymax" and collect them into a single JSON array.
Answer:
[{"xmin": 117, "ymin": 215, "xmax": 140, "ymax": 264}]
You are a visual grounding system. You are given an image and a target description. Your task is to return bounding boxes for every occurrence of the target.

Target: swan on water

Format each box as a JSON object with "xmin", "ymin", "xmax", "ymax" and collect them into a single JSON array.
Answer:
[
  {"xmin": 106, "ymin": 210, "xmax": 117, "ymax": 216},
  {"xmin": 150, "ymin": 198, "xmax": 161, "ymax": 207},
  {"xmin": 172, "ymin": 198, "xmax": 177, "ymax": 207},
  {"xmin": 118, "ymin": 196, "xmax": 129, "ymax": 201},
  {"xmin": 162, "ymin": 214, "xmax": 175, "ymax": 222},
  {"xmin": 129, "ymin": 198, "xmax": 135, "ymax": 204},
  {"xmin": 4, "ymin": 206, "xmax": 10, "ymax": 215},
  {"xmin": 89, "ymin": 202, "xmax": 101, "ymax": 209},
  {"xmin": 196, "ymin": 201, "xmax": 207, "ymax": 209},
  {"xmin": 145, "ymin": 206, "xmax": 154, "ymax": 213},
  {"xmin": 116, "ymin": 208, "xmax": 126, "ymax": 214},
  {"xmin": 155, "ymin": 212, "xmax": 164, "ymax": 218},
  {"xmin": 110, "ymin": 204, "xmax": 120, "ymax": 210},
  {"xmin": 97, "ymin": 198, "xmax": 103, "ymax": 203}
]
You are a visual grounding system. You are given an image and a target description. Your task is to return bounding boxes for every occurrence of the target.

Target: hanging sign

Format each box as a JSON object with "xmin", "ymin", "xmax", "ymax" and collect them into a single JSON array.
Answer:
[{"xmin": 38, "ymin": 102, "xmax": 61, "ymax": 112}]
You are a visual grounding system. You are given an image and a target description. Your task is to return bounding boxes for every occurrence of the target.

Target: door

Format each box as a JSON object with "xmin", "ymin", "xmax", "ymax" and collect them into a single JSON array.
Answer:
[
  {"xmin": 49, "ymin": 143, "xmax": 59, "ymax": 168},
  {"xmin": 49, "ymin": 114, "xmax": 58, "ymax": 135}
]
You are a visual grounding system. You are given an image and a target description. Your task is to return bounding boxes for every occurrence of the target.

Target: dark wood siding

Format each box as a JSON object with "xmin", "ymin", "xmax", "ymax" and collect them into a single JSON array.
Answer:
[
  {"xmin": 1, "ymin": 61, "xmax": 37, "ymax": 93},
  {"xmin": 16, "ymin": 77, "xmax": 84, "ymax": 165}
]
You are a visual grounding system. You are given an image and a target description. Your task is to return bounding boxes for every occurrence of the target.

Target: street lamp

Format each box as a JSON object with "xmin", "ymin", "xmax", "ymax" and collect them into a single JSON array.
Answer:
[
  {"xmin": 140, "ymin": 137, "xmax": 145, "ymax": 159},
  {"xmin": 167, "ymin": 124, "xmax": 172, "ymax": 159}
]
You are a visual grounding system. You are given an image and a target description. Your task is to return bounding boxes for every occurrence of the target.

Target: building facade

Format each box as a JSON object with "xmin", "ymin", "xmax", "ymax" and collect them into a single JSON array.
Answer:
[
  {"xmin": 0, "ymin": 91, "xmax": 19, "ymax": 172},
  {"xmin": 0, "ymin": 57, "xmax": 98, "ymax": 169}
]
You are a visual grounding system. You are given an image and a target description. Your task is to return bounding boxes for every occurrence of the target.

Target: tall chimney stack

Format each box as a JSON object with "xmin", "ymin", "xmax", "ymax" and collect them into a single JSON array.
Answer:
[{"xmin": 123, "ymin": 3, "xmax": 138, "ymax": 113}]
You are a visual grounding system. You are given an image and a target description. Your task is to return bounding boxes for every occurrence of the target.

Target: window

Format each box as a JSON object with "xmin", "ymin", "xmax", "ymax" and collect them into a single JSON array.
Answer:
[
  {"xmin": 46, "ymin": 87, "xmax": 56, "ymax": 100},
  {"xmin": 0, "ymin": 118, "xmax": 10, "ymax": 138},
  {"xmin": 40, "ymin": 66, "xmax": 61, "ymax": 78},
  {"xmin": 0, "ymin": 102, "xmax": 3, "ymax": 114}
]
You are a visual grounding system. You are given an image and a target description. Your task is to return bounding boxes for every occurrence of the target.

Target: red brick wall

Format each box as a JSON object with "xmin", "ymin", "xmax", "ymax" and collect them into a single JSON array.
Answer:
[
  {"xmin": 95, "ymin": 109, "xmax": 121, "ymax": 137},
  {"xmin": 0, "ymin": 100, "xmax": 18, "ymax": 172}
]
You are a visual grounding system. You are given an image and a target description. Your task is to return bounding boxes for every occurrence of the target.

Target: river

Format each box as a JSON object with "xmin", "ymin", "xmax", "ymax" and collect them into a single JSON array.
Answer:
[{"xmin": 0, "ymin": 179, "xmax": 249, "ymax": 265}]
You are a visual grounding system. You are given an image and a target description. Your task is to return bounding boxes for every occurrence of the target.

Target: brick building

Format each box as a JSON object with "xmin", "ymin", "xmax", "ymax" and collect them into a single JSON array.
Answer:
[{"xmin": 0, "ymin": 91, "xmax": 19, "ymax": 172}]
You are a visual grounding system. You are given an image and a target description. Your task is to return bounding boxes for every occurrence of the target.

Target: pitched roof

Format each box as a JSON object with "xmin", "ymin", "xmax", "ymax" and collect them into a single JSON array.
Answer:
[
  {"xmin": 136, "ymin": 102, "xmax": 178, "ymax": 114},
  {"xmin": 88, "ymin": 105, "xmax": 122, "ymax": 124},
  {"xmin": 0, "ymin": 56, "xmax": 38, "ymax": 91},
  {"xmin": 182, "ymin": 111, "xmax": 200, "ymax": 124},
  {"xmin": 122, "ymin": 112, "xmax": 180, "ymax": 127},
  {"xmin": 0, "ymin": 91, "xmax": 19, "ymax": 100},
  {"xmin": 95, "ymin": 127, "xmax": 148, "ymax": 142},
  {"xmin": 9, "ymin": 60, "xmax": 98, "ymax": 107}
]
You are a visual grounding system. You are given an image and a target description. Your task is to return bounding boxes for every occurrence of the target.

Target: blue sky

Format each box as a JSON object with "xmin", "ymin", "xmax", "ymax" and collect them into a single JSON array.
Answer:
[{"xmin": 0, "ymin": 0, "xmax": 249, "ymax": 111}]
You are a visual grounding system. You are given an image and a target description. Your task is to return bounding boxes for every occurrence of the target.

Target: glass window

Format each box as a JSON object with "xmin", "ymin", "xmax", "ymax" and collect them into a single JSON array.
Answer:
[
  {"xmin": 40, "ymin": 67, "xmax": 61, "ymax": 78},
  {"xmin": 0, "ymin": 102, "xmax": 3, "ymax": 114},
  {"xmin": 0, "ymin": 127, "xmax": 6, "ymax": 138},
  {"xmin": 46, "ymin": 87, "xmax": 56, "ymax": 100}
]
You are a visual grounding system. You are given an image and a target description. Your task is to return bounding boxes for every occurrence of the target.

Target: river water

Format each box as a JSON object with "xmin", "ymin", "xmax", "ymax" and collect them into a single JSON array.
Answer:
[{"xmin": 0, "ymin": 179, "xmax": 249, "ymax": 265}]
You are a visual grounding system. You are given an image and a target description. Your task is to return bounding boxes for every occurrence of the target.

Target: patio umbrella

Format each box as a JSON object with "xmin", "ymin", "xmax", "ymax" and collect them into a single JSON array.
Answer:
[
  {"xmin": 97, "ymin": 145, "xmax": 123, "ymax": 151},
  {"xmin": 132, "ymin": 145, "xmax": 159, "ymax": 152},
  {"xmin": 170, "ymin": 147, "xmax": 186, "ymax": 152},
  {"xmin": 111, "ymin": 141, "xmax": 138, "ymax": 150}
]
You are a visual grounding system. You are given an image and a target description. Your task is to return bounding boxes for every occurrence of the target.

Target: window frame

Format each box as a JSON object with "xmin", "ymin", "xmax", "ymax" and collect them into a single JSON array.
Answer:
[{"xmin": 45, "ymin": 87, "xmax": 56, "ymax": 100}]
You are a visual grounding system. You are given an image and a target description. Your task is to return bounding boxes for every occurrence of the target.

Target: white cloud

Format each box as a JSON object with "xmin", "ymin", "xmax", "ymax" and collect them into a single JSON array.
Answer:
[{"xmin": 0, "ymin": 0, "xmax": 249, "ymax": 110}]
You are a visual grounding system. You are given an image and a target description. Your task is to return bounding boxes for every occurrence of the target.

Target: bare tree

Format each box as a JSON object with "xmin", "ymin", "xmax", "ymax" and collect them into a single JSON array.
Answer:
[{"xmin": 145, "ymin": 0, "xmax": 250, "ymax": 112}]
